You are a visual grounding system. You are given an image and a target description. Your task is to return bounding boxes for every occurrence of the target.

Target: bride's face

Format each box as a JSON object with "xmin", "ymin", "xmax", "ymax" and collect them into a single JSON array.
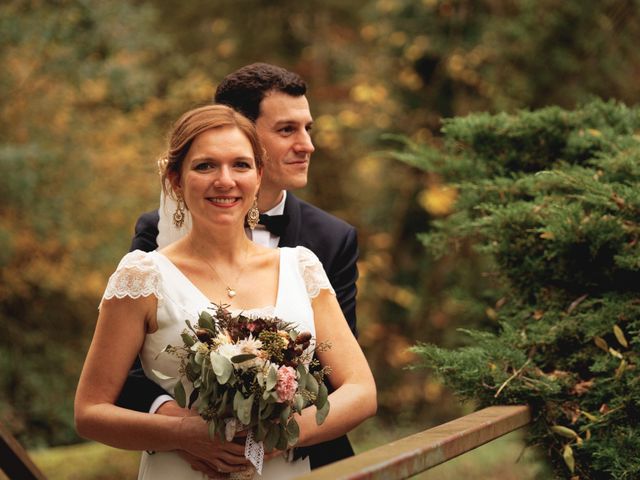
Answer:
[{"xmin": 175, "ymin": 126, "xmax": 261, "ymax": 229}]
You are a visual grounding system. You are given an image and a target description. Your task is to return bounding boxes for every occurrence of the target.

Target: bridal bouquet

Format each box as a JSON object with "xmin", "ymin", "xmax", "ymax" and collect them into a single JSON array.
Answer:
[{"xmin": 155, "ymin": 304, "xmax": 330, "ymax": 476}]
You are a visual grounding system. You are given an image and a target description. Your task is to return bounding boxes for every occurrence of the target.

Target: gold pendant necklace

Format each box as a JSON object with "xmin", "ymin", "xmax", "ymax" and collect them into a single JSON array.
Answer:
[{"xmin": 191, "ymin": 241, "xmax": 249, "ymax": 300}]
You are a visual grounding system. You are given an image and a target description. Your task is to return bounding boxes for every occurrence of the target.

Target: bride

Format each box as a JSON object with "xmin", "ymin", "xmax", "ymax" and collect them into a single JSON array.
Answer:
[{"xmin": 74, "ymin": 104, "xmax": 377, "ymax": 479}]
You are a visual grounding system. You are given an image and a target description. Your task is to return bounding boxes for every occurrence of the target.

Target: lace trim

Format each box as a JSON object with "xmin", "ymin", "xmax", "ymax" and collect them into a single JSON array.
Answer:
[
  {"xmin": 296, "ymin": 247, "xmax": 335, "ymax": 299},
  {"xmin": 225, "ymin": 419, "xmax": 263, "ymax": 476},
  {"xmin": 101, "ymin": 251, "xmax": 163, "ymax": 307}
]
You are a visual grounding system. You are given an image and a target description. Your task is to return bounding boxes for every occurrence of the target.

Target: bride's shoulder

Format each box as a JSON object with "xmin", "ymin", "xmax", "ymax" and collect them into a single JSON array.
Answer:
[
  {"xmin": 283, "ymin": 247, "xmax": 335, "ymax": 298},
  {"xmin": 114, "ymin": 249, "xmax": 160, "ymax": 271},
  {"xmin": 102, "ymin": 250, "xmax": 163, "ymax": 304},
  {"xmin": 283, "ymin": 245, "xmax": 320, "ymax": 263}
]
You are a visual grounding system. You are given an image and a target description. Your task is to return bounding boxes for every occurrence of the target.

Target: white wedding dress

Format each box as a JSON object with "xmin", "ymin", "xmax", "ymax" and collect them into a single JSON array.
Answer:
[{"xmin": 102, "ymin": 246, "xmax": 335, "ymax": 480}]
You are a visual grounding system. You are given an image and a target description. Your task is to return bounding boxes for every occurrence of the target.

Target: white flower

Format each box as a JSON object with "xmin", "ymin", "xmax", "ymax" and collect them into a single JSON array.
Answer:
[
  {"xmin": 237, "ymin": 335, "xmax": 263, "ymax": 356},
  {"xmin": 234, "ymin": 335, "xmax": 266, "ymax": 370},
  {"xmin": 216, "ymin": 342, "xmax": 240, "ymax": 361},
  {"xmin": 216, "ymin": 332, "xmax": 232, "ymax": 344}
]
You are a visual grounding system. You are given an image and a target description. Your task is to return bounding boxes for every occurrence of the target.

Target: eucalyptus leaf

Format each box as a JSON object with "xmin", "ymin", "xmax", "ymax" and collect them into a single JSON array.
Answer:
[
  {"xmin": 194, "ymin": 351, "xmax": 205, "ymax": 366},
  {"xmin": 266, "ymin": 364, "xmax": 278, "ymax": 391},
  {"xmin": 198, "ymin": 311, "xmax": 215, "ymax": 331},
  {"xmin": 211, "ymin": 352, "xmax": 233, "ymax": 384},
  {"xmin": 181, "ymin": 332, "xmax": 195, "ymax": 346},
  {"xmin": 256, "ymin": 419, "xmax": 268, "ymax": 442},
  {"xmin": 276, "ymin": 424, "xmax": 288, "ymax": 451},
  {"xmin": 280, "ymin": 405, "xmax": 291, "ymax": 424},
  {"xmin": 185, "ymin": 319, "xmax": 197, "ymax": 334},
  {"xmin": 260, "ymin": 400, "xmax": 275, "ymax": 420},
  {"xmin": 174, "ymin": 381, "xmax": 186, "ymax": 408},
  {"xmin": 230, "ymin": 353, "xmax": 257, "ymax": 363},
  {"xmin": 238, "ymin": 393, "xmax": 254, "ymax": 425},
  {"xmin": 316, "ymin": 399, "xmax": 330, "ymax": 425},
  {"xmin": 306, "ymin": 373, "xmax": 319, "ymax": 396},
  {"xmin": 294, "ymin": 393, "xmax": 304, "ymax": 413},
  {"xmin": 316, "ymin": 382, "xmax": 328, "ymax": 409},
  {"xmin": 286, "ymin": 418, "xmax": 300, "ymax": 446},
  {"xmin": 296, "ymin": 365, "xmax": 307, "ymax": 390},
  {"xmin": 216, "ymin": 389, "xmax": 229, "ymax": 416},
  {"xmin": 264, "ymin": 423, "xmax": 280, "ymax": 452},
  {"xmin": 233, "ymin": 390, "xmax": 243, "ymax": 412}
]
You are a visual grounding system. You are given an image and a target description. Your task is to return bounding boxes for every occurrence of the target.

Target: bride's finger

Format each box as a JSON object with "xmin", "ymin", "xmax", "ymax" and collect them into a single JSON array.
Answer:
[
  {"xmin": 215, "ymin": 440, "xmax": 247, "ymax": 455},
  {"xmin": 215, "ymin": 449, "xmax": 252, "ymax": 466},
  {"xmin": 214, "ymin": 458, "xmax": 253, "ymax": 473}
]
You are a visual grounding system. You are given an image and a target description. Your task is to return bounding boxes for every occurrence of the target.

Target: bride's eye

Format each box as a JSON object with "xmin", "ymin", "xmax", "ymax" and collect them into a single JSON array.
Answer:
[
  {"xmin": 234, "ymin": 161, "xmax": 252, "ymax": 169},
  {"xmin": 194, "ymin": 162, "xmax": 214, "ymax": 171}
]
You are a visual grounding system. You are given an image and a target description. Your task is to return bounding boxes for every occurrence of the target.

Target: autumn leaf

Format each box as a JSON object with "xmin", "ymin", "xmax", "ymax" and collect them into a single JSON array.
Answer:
[
  {"xmin": 613, "ymin": 324, "xmax": 628, "ymax": 348},
  {"xmin": 563, "ymin": 444, "xmax": 575, "ymax": 473},
  {"xmin": 572, "ymin": 379, "xmax": 594, "ymax": 396}
]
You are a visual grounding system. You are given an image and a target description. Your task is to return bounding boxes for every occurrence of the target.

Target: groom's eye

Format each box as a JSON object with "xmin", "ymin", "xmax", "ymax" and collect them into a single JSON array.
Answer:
[{"xmin": 278, "ymin": 126, "xmax": 295, "ymax": 135}]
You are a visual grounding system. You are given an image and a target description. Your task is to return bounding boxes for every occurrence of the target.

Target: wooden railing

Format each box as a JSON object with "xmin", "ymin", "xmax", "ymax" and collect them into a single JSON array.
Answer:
[
  {"xmin": 0, "ymin": 406, "xmax": 530, "ymax": 480},
  {"xmin": 0, "ymin": 423, "xmax": 47, "ymax": 480},
  {"xmin": 297, "ymin": 405, "xmax": 532, "ymax": 480}
]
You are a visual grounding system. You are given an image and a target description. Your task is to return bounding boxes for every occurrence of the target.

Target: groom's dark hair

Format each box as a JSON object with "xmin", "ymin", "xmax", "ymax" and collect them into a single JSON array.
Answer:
[{"xmin": 214, "ymin": 63, "xmax": 307, "ymax": 122}]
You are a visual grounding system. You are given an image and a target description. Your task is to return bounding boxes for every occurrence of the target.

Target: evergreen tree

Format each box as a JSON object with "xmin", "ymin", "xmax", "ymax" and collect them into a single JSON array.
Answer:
[{"xmin": 405, "ymin": 99, "xmax": 640, "ymax": 479}]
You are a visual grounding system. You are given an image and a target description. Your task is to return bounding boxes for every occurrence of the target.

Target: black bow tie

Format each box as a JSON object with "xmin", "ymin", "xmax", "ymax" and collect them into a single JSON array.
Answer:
[{"xmin": 258, "ymin": 213, "xmax": 289, "ymax": 237}]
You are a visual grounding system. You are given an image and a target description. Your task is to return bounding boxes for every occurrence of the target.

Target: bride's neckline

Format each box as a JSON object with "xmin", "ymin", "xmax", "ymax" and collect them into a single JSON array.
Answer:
[{"xmin": 151, "ymin": 249, "xmax": 284, "ymax": 314}]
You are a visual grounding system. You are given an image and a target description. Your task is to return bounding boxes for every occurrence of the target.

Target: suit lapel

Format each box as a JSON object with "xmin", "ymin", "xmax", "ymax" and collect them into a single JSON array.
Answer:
[{"xmin": 278, "ymin": 192, "xmax": 301, "ymax": 248}]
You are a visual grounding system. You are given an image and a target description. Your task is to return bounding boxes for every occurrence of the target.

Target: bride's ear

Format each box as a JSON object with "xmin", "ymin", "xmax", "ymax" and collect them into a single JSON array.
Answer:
[{"xmin": 167, "ymin": 171, "xmax": 182, "ymax": 199}]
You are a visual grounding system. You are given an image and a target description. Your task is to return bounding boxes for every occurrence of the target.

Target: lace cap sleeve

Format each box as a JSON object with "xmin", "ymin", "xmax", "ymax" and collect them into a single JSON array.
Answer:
[
  {"xmin": 296, "ymin": 246, "xmax": 335, "ymax": 299},
  {"xmin": 100, "ymin": 250, "xmax": 163, "ymax": 307}
]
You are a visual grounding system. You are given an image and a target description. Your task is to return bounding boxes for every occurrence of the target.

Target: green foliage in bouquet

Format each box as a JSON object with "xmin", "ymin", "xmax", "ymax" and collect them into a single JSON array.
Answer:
[
  {"xmin": 156, "ymin": 305, "xmax": 330, "ymax": 453},
  {"xmin": 397, "ymin": 99, "xmax": 640, "ymax": 479}
]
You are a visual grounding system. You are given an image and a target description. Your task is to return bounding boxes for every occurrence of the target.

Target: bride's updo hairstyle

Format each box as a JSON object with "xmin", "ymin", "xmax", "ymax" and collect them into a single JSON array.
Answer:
[{"xmin": 160, "ymin": 104, "xmax": 264, "ymax": 198}]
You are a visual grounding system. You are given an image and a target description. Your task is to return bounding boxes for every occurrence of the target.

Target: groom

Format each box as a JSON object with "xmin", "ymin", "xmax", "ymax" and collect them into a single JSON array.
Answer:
[{"xmin": 118, "ymin": 63, "xmax": 359, "ymax": 470}]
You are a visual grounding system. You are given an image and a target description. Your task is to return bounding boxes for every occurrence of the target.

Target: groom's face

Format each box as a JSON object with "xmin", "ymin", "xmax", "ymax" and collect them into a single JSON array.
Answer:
[{"xmin": 254, "ymin": 92, "xmax": 315, "ymax": 193}]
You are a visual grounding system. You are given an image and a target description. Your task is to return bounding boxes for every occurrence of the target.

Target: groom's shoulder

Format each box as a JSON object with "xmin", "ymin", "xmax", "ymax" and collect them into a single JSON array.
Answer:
[
  {"xmin": 137, "ymin": 209, "xmax": 160, "ymax": 226},
  {"xmin": 130, "ymin": 209, "xmax": 160, "ymax": 252}
]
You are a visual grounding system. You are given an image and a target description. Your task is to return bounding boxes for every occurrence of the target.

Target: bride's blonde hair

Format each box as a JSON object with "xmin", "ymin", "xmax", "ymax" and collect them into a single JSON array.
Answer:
[{"xmin": 160, "ymin": 104, "xmax": 264, "ymax": 199}]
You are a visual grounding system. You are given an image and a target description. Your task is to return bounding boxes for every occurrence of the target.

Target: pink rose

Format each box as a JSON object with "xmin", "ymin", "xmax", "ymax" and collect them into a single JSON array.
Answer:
[{"xmin": 276, "ymin": 366, "xmax": 298, "ymax": 403}]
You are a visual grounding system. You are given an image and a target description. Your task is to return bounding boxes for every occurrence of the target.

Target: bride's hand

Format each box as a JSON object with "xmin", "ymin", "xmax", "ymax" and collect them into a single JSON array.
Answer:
[
  {"xmin": 156, "ymin": 401, "xmax": 251, "ymax": 475},
  {"xmin": 178, "ymin": 415, "xmax": 252, "ymax": 475}
]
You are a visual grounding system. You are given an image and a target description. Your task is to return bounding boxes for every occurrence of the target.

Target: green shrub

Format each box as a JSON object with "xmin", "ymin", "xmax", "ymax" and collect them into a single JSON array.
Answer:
[{"xmin": 404, "ymin": 99, "xmax": 640, "ymax": 479}]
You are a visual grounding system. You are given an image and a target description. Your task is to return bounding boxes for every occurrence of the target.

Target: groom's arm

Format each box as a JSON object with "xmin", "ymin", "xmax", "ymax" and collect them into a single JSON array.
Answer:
[
  {"xmin": 329, "ymin": 226, "xmax": 359, "ymax": 338},
  {"xmin": 116, "ymin": 357, "xmax": 168, "ymax": 412},
  {"xmin": 115, "ymin": 210, "xmax": 170, "ymax": 413}
]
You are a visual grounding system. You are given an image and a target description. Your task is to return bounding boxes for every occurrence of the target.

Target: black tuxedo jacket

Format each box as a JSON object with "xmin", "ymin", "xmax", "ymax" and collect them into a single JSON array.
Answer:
[{"xmin": 117, "ymin": 192, "xmax": 359, "ymax": 469}]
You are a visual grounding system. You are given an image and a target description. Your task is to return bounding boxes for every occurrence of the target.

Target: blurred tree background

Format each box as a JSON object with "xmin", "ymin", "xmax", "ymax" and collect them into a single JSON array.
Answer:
[{"xmin": 2, "ymin": 0, "xmax": 640, "ymax": 464}]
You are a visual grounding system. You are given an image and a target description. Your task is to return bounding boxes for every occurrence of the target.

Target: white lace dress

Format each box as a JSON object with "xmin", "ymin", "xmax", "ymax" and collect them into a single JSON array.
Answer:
[{"xmin": 101, "ymin": 246, "xmax": 334, "ymax": 480}]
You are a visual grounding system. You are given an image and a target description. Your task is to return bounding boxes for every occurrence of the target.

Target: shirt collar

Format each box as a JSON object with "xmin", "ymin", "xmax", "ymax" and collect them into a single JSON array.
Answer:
[{"xmin": 263, "ymin": 190, "xmax": 287, "ymax": 216}]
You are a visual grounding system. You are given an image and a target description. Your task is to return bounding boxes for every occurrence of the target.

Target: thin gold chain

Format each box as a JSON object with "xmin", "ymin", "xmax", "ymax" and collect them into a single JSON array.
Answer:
[{"xmin": 190, "ymin": 240, "xmax": 249, "ymax": 299}]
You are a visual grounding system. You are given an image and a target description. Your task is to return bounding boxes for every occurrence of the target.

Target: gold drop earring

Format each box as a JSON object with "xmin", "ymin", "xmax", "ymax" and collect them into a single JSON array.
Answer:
[
  {"xmin": 246, "ymin": 197, "xmax": 259, "ymax": 230},
  {"xmin": 173, "ymin": 194, "xmax": 186, "ymax": 228}
]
